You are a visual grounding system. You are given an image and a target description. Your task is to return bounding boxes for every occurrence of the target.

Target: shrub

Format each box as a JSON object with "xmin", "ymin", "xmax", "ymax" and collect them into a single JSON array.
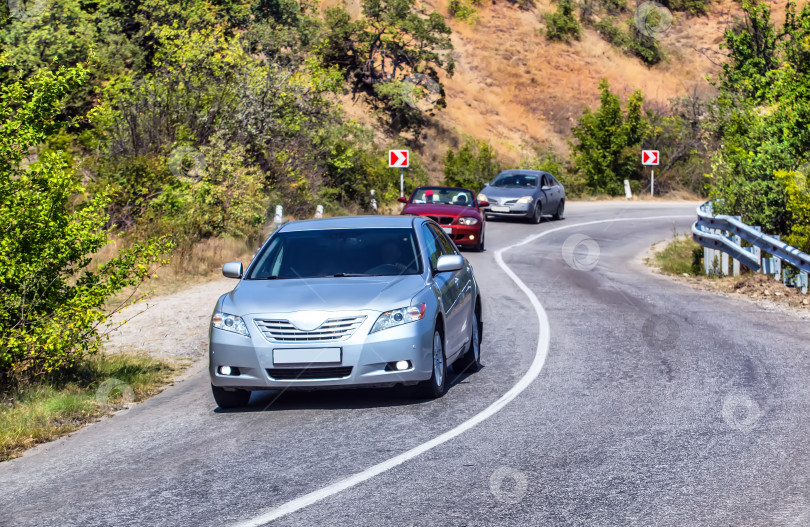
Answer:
[
  {"xmin": 545, "ymin": 0, "xmax": 582, "ymax": 42},
  {"xmin": 595, "ymin": 18, "xmax": 630, "ymax": 48},
  {"xmin": 0, "ymin": 65, "xmax": 170, "ymax": 386},
  {"xmin": 449, "ymin": 0, "xmax": 479, "ymax": 22},
  {"xmin": 443, "ymin": 138, "xmax": 502, "ymax": 192}
]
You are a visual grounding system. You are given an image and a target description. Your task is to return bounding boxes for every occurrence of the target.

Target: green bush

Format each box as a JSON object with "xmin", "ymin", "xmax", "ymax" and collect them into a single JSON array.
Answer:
[
  {"xmin": 545, "ymin": 0, "xmax": 582, "ymax": 42},
  {"xmin": 595, "ymin": 18, "xmax": 630, "ymax": 48},
  {"xmin": 443, "ymin": 138, "xmax": 502, "ymax": 192},
  {"xmin": 628, "ymin": 26, "xmax": 665, "ymax": 65},
  {"xmin": 0, "ymin": 65, "xmax": 170, "ymax": 386},
  {"xmin": 449, "ymin": 0, "xmax": 479, "ymax": 21}
]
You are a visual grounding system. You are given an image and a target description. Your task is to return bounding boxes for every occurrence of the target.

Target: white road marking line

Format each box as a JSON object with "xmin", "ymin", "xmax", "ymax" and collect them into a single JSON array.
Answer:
[{"xmin": 233, "ymin": 214, "xmax": 693, "ymax": 527}]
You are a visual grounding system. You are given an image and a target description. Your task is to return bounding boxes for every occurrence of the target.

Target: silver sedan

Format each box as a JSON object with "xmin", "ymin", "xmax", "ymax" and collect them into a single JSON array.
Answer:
[
  {"xmin": 209, "ymin": 215, "xmax": 484, "ymax": 408},
  {"xmin": 478, "ymin": 169, "xmax": 566, "ymax": 223}
]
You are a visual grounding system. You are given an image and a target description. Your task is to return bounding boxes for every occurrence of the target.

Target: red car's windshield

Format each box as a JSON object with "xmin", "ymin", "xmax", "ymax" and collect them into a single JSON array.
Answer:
[{"xmin": 411, "ymin": 187, "xmax": 475, "ymax": 206}]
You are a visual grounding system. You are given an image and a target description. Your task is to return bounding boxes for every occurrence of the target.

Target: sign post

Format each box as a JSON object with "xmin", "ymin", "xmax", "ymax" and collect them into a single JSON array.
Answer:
[
  {"xmin": 389, "ymin": 149, "xmax": 409, "ymax": 198},
  {"xmin": 641, "ymin": 150, "xmax": 659, "ymax": 196}
]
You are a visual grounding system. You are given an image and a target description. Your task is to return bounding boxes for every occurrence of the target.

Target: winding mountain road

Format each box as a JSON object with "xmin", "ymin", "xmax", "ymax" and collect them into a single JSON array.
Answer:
[{"xmin": 3, "ymin": 201, "xmax": 810, "ymax": 527}]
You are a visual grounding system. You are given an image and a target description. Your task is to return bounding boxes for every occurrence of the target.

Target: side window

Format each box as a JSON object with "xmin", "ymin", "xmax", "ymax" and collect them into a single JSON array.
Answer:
[
  {"xmin": 429, "ymin": 223, "xmax": 458, "ymax": 255},
  {"xmin": 541, "ymin": 175, "xmax": 549, "ymax": 187},
  {"xmin": 421, "ymin": 223, "xmax": 443, "ymax": 269}
]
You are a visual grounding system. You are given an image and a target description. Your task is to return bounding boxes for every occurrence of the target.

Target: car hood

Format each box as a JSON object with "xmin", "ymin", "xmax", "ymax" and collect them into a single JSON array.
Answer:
[
  {"xmin": 402, "ymin": 203, "xmax": 479, "ymax": 217},
  {"xmin": 221, "ymin": 274, "xmax": 427, "ymax": 316},
  {"xmin": 481, "ymin": 186, "xmax": 538, "ymax": 198}
]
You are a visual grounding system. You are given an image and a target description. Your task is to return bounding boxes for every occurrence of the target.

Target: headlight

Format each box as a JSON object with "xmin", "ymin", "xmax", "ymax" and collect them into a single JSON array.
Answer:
[
  {"xmin": 458, "ymin": 217, "xmax": 479, "ymax": 225},
  {"xmin": 477, "ymin": 193, "xmax": 488, "ymax": 203},
  {"xmin": 517, "ymin": 196, "xmax": 534, "ymax": 204},
  {"xmin": 370, "ymin": 304, "xmax": 426, "ymax": 333},
  {"xmin": 212, "ymin": 312, "xmax": 250, "ymax": 337}
]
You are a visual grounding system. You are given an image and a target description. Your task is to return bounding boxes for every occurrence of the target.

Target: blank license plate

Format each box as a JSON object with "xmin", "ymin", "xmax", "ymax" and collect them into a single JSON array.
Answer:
[
  {"xmin": 442, "ymin": 226, "xmax": 453, "ymax": 234},
  {"xmin": 490, "ymin": 206, "xmax": 509, "ymax": 212},
  {"xmin": 273, "ymin": 348, "xmax": 341, "ymax": 365}
]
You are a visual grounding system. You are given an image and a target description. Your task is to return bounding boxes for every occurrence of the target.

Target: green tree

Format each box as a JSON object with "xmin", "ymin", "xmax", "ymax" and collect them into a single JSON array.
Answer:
[
  {"xmin": 321, "ymin": 0, "xmax": 454, "ymax": 131},
  {"xmin": 0, "ymin": 64, "xmax": 170, "ymax": 385},
  {"xmin": 572, "ymin": 79, "xmax": 648, "ymax": 195},
  {"xmin": 443, "ymin": 138, "xmax": 502, "ymax": 191}
]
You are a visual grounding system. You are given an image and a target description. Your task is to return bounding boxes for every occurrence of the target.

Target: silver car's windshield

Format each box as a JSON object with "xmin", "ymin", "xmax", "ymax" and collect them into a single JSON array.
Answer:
[
  {"xmin": 246, "ymin": 228, "xmax": 423, "ymax": 279},
  {"xmin": 491, "ymin": 174, "xmax": 539, "ymax": 189}
]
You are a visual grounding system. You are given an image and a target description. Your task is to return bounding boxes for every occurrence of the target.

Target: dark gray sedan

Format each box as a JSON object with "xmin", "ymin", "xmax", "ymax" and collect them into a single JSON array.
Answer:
[
  {"xmin": 208, "ymin": 215, "xmax": 484, "ymax": 408},
  {"xmin": 478, "ymin": 169, "xmax": 565, "ymax": 223}
]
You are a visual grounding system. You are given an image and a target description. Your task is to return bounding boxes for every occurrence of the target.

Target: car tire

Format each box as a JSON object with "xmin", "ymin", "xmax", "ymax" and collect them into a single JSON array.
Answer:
[
  {"xmin": 211, "ymin": 384, "xmax": 251, "ymax": 409},
  {"xmin": 454, "ymin": 310, "xmax": 482, "ymax": 374},
  {"xmin": 531, "ymin": 202, "xmax": 542, "ymax": 224},
  {"xmin": 413, "ymin": 328, "xmax": 447, "ymax": 399},
  {"xmin": 553, "ymin": 200, "xmax": 565, "ymax": 221}
]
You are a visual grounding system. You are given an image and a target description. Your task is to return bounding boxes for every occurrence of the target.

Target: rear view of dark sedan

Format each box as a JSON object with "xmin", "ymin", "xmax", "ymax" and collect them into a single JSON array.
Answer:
[{"xmin": 209, "ymin": 215, "xmax": 484, "ymax": 408}]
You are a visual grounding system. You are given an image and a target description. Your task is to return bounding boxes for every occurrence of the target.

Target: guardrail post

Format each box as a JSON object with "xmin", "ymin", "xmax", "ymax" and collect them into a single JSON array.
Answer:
[
  {"xmin": 274, "ymin": 205, "xmax": 283, "ymax": 224},
  {"xmin": 721, "ymin": 251, "xmax": 730, "ymax": 276},
  {"xmin": 731, "ymin": 235, "xmax": 741, "ymax": 276},
  {"xmin": 800, "ymin": 272, "xmax": 808, "ymax": 294},
  {"xmin": 315, "ymin": 204, "xmax": 324, "ymax": 218}
]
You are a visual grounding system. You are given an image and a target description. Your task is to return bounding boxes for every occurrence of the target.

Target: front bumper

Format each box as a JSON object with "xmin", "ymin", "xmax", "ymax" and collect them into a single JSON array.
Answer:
[
  {"xmin": 482, "ymin": 203, "xmax": 532, "ymax": 218},
  {"xmin": 440, "ymin": 224, "xmax": 482, "ymax": 246},
  {"xmin": 209, "ymin": 311, "xmax": 435, "ymax": 390}
]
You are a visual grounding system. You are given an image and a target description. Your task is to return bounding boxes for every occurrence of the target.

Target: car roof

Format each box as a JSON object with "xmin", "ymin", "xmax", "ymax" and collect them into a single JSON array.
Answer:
[
  {"xmin": 278, "ymin": 215, "xmax": 423, "ymax": 232},
  {"xmin": 496, "ymin": 169, "xmax": 548, "ymax": 176}
]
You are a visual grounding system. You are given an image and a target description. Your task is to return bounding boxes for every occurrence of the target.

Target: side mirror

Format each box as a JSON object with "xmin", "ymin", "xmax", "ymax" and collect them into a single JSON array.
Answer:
[
  {"xmin": 222, "ymin": 261, "xmax": 243, "ymax": 279},
  {"xmin": 541, "ymin": 185, "xmax": 551, "ymax": 191},
  {"xmin": 434, "ymin": 254, "xmax": 464, "ymax": 273},
  {"xmin": 397, "ymin": 197, "xmax": 408, "ymax": 204},
  {"xmin": 478, "ymin": 200, "xmax": 489, "ymax": 207}
]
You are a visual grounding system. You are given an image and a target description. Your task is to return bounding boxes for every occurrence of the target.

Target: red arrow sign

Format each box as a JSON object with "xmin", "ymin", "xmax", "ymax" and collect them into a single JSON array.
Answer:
[
  {"xmin": 642, "ymin": 150, "xmax": 659, "ymax": 165},
  {"xmin": 389, "ymin": 150, "xmax": 409, "ymax": 168}
]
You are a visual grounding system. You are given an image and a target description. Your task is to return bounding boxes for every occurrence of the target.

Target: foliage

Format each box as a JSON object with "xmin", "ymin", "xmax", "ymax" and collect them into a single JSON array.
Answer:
[
  {"xmin": 545, "ymin": 0, "xmax": 582, "ymax": 42},
  {"xmin": 666, "ymin": 0, "xmax": 708, "ymax": 15},
  {"xmin": 442, "ymin": 138, "xmax": 502, "ymax": 192},
  {"xmin": 0, "ymin": 65, "xmax": 170, "ymax": 386},
  {"xmin": 628, "ymin": 25, "xmax": 665, "ymax": 65},
  {"xmin": 320, "ymin": 123, "xmax": 428, "ymax": 208},
  {"xmin": 571, "ymin": 79, "xmax": 648, "ymax": 195},
  {"xmin": 320, "ymin": 0, "xmax": 454, "ymax": 132},
  {"xmin": 706, "ymin": 0, "xmax": 810, "ymax": 239},
  {"xmin": 774, "ymin": 170, "xmax": 810, "ymax": 252},
  {"xmin": 595, "ymin": 18, "xmax": 630, "ymax": 48},
  {"xmin": 449, "ymin": 0, "xmax": 479, "ymax": 22}
]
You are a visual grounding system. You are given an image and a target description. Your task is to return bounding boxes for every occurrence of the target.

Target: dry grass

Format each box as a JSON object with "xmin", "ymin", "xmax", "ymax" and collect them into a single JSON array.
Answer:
[{"xmin": 332, "ymin": 0, "xmax": 787, "ymax": 185}]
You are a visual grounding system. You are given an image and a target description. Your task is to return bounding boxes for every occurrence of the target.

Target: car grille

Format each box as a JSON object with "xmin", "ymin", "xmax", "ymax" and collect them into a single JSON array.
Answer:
[
  {"xmin": 255, "ymin": 316, "xmax": 366, "ymax": 342},
  {"xmin": 427, "ymin": 215, "xmax": 454, "ymax": 225},
  {"xmin": 266, "ymin": 367, "xmax": 353, "ymax": 380},
  {"xmin": 504, "ymin": 199, "xmax": 518, "ymax": 205}
]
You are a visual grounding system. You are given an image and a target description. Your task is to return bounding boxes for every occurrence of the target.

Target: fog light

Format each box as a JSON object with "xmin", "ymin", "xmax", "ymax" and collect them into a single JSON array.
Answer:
[
  {"xmin": 469, "ymin": 235, "xmax": 475, "ymax": 240},
  {"xmin": 395, "ymin": 360, "xmax": 409, "ymax": 371},
  {"xmin": 219, "ymin": 366, "xmax": 232, "ymax": 375}
]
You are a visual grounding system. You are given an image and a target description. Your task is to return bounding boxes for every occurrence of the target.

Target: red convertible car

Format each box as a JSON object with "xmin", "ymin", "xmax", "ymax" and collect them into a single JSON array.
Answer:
[{"xmin": 398, "ymin": 186, "xmax": 489, "ymax": 251}]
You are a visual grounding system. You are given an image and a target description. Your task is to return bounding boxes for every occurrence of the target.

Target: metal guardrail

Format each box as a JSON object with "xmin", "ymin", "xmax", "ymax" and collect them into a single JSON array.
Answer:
[{"xmin": 692, "ymin": 200, "xmax": 810, "ymax": 292}]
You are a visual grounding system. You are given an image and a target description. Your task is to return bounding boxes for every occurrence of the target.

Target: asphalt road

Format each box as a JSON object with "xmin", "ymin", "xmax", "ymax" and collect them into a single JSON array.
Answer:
[{"xmin": 3, "ymin": 201, "xmax": 810, "ymax": 527}]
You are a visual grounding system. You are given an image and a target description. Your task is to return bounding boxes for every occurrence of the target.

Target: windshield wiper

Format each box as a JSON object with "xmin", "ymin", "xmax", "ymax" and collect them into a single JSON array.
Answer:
[
  {"xmin": 249, "ymin": 275, "xmax": 287, "ymax": 280},
  {"xmin": 330, "ymin": 273, "xmax": 380, "ymax": 277}
]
